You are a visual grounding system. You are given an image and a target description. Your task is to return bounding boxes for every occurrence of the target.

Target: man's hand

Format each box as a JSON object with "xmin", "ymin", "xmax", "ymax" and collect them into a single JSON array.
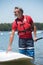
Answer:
[
  {"xmin": 34, "ymin": 37, "xmax": 38, "ymax": 42},
  {"xmin": 8, "ymin": 45, "xmax": 12, "ymax": 51},
  {"xmin": 6, "ymin": 45, "xmax": 12, "ymax": 53}
]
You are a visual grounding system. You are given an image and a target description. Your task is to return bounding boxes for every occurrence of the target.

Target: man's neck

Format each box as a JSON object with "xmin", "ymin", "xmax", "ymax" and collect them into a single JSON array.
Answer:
[{"xmin": 18, "ymin": 15, "xmax": 23, "ymax": 19}]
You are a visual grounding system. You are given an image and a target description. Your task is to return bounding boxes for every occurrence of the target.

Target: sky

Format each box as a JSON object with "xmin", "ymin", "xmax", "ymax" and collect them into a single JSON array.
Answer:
[{"xmin": 0, "ymin": 0, "xmax": 43, "ymax": 23}]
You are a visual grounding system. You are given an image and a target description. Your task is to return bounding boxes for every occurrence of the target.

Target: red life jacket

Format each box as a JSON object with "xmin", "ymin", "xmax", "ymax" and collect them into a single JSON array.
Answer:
[{"xmin": 15, "ymin": 16, "xmax": 32, "ymax": 35}]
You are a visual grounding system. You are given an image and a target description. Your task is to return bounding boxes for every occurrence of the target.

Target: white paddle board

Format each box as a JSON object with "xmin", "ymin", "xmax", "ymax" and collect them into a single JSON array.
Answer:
[{"xmin": 0, "ymin": 50, "xmax": 34, "ymax": 65}]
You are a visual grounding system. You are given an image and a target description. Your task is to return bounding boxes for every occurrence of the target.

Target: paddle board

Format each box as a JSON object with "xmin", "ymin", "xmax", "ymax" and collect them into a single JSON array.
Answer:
[{"xmin": 0, "ymin": 50, "xmax": 34, "ymax": 65}]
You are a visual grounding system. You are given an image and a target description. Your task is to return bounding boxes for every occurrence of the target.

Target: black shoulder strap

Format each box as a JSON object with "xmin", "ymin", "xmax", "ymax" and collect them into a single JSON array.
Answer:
[{"xmin": 15, "ymin": 19, "xmax": 18, "ymax": 26}]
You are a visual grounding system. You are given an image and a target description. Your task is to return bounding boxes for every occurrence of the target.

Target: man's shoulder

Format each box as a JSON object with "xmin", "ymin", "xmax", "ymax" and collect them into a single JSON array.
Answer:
[
  {"xmin": 24, "ymin": 15, "xmax": 30, "ymax": 17},
  {"xmin": 24, "ymin": 15, "xmax": 32, "ymax": 19},
  {"xmin": 24, "ymin": 15, "xmax": 33, "ymax": 23}
]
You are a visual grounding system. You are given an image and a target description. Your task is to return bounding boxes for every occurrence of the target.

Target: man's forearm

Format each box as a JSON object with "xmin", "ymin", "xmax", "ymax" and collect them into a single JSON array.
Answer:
[
  {"xmin": 8, "ymin": 30, "xmax": 15, "ymax": 46},
  {"xmin": 9, "ymin": 34, "xmax": 14, "ymax": 46},
  {"xmin": 34, "ymin": 25, "xmax": 37, "ymax": 38}
]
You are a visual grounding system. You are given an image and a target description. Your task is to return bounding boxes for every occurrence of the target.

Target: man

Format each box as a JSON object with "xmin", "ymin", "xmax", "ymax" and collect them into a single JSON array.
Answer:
[{"xmin": 8, "ymin": 7, "xmax": 37, "ymax": 58}]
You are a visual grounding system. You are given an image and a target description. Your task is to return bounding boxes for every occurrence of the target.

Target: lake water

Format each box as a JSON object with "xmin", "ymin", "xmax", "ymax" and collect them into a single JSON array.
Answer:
[{"xmin": 0, "ymin": 31, "xmax": 43, "ymax": 65}]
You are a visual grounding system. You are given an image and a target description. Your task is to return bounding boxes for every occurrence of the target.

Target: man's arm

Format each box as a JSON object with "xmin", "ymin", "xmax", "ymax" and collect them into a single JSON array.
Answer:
[
  {"xmin": 34, "ymin": 25, "xmax": 37, "ymax": 38},
  {"xmin": 8, "ymin": 30, "xmax": 15, "ymax": 51},
  {"xmin": 31, "ymin": 22, "xmax": 37, "ymax": 41},
  {"xmin": 33, "ymin": 25, "xmax": 37, "ymax": 41}
]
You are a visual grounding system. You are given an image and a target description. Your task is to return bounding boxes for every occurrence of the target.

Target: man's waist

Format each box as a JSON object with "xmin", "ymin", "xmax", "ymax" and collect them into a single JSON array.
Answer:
[{"xmin": 19, "ymin": 34, "xmax": 32, "ymax": 39}]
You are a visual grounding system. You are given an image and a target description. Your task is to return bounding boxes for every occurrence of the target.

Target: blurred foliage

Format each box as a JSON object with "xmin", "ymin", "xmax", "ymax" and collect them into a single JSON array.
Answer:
[
  {"xmin": 0, "ymin": 23, "xmax": 12, "ymax": 31},
  {"xmin": 35, "ymin": 23, "xmax": 43, "ymax": 30}
]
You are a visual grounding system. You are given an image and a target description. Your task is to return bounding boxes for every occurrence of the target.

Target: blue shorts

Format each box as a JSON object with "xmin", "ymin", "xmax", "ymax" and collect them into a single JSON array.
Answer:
[{"xmin": 19, "ymin": 38, "xmax": 34, "ymax": 58}]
